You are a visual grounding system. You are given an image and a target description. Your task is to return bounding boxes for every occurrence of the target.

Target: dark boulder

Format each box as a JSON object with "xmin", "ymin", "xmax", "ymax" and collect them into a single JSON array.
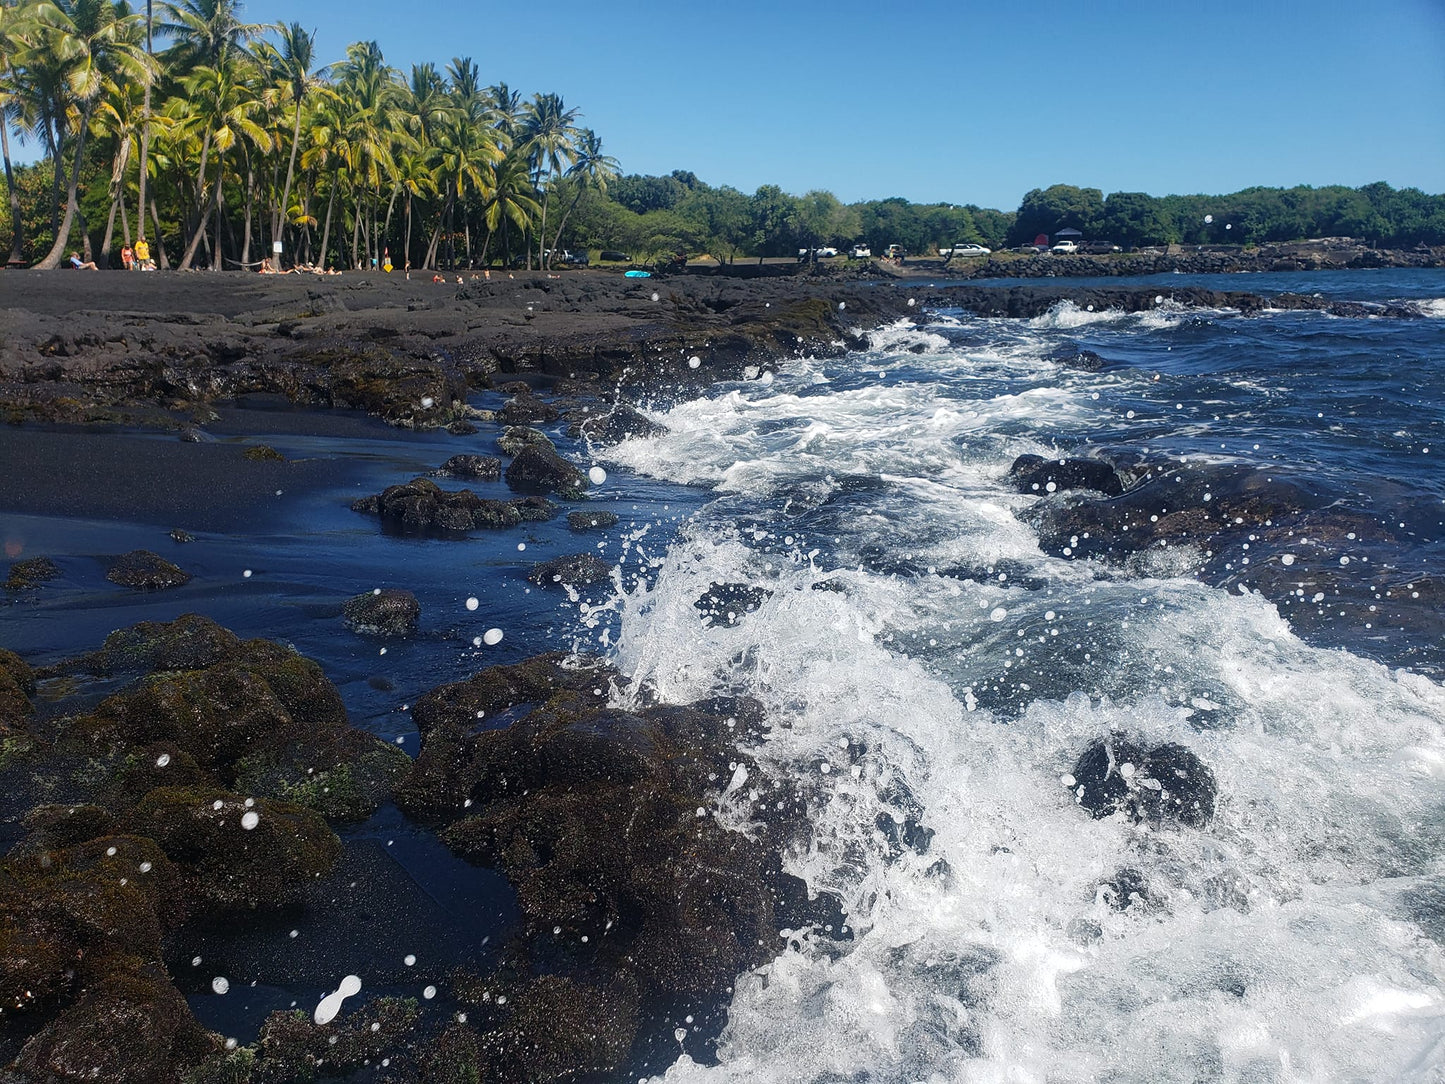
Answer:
[
  {"xmin": 527, "ymin": 553, "xmax": 614, "ymax": 588},
  {"xmin": 1051, "ymin": 347, "xmax": 1113, "ymax": 372},
  {"xmin": 498, "ymin": 393, "xmax": 562, "ymax": 426},
  {"xmin": 505, "ymin": 446, "xmax": 589, "ymax": 500},
  {"xmin": 694, "ymin": 582, "xmax": 773, "ymax": 627},
  {"xmin": 1008, "ymin": 453, "xmax": 1123, "ymax": 497},
  {"xmin": 106, "ymin": 550, "xmax": 191, "ymax": 590},
  {"xmin": 352, "ymin": 476, "xmax": 554, "ymax": 534},
  {"xmin": 1068, "ymin": 735, "xmax": 1216, "ymax": 828},
  {"xmin": 496, "ymin": 425, "xmax": 555, "ymax": 456},
  {"xmin": 343, "ymin": 587, "xmax": 421, "ymax": 635},
  {"xmin": 577, "ymin": 403, "xmax": 668, "ymax": 445},
  {"xmin": 436, "ymin": 453, "xmax": 501, "ymax": 480},
  {"xmin": 5, "ymin": 555, "xmax": 61, "ymax": 590},
  {"xmin": 568, "ymin": 509, "xmax": 620, "ymax": 532}
]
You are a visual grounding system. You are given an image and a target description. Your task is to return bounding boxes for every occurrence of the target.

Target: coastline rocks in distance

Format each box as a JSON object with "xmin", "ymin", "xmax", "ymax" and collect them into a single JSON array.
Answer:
[
  {"xmin": 527, "ymin": 553, "xmax": 613, "ymax": 588},
  {"xmin": 1068, "ymin": 736, "xmax": 1217, "ymax": 829},
  {"xmin": 504, "ymin": 445, "xmax": 589, "ymax": 500},
  {"xmin": 351, "ymin": 476, "xmax": 557, "ymax": 534},
  {"xmin": 106, "ymin": 549, "xmax": 192, "ymax": 590},
  {"xmin": 343, "ymin": 588, "xmax": 421, "ymax": 636},
  {"xmin": 435, "ymin": 453, "xmax": 501, "ymax": 481},
  {"xmin": 1008, "ymin": 454, "xmax": 1124, "ymax": 497},
  {"xmin": 568, "ymin": 509, "xmax": 620, "ymax": 532}
]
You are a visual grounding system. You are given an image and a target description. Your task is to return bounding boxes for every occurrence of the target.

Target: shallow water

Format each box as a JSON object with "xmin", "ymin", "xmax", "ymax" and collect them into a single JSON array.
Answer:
[{"xmin": 3, "ymin": 270, "xmax": 1444, "ymax": 1077}]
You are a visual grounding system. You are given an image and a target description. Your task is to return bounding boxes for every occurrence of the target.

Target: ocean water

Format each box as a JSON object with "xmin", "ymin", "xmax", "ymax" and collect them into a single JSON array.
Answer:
[{"xmin": 3, "ymin": 269, "xmax": 1444, "ymax": 1079}]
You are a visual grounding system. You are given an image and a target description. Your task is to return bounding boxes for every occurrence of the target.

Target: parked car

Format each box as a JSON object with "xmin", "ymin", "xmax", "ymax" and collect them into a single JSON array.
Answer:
[
  {"xmin": 944, "ymin": 243, "xmax": 990, "ymax": 258},
  {"xmin": 849, "ymin": 244, "xmax": 871, "ymax": 258},
  {"xmin": 561, "ymin": 250, "xmax": 590, "ymax": 266},
  {"xmin": 884, "ymin": 244, "xmax": 906, "ymax": 259},
  {"xmin": 1050, "ymin": 240, "xmax": 1079, "ymax": 254},
  {"xmin": 600, "ymin": 250, "xmax": 631, "ymax": 262}
]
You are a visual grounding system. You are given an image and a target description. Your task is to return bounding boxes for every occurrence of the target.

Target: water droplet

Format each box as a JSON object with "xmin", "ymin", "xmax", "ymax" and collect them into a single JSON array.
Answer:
[
  {"xmin": 241, "ymin": 811, "xmax": 259, "ymax": 830},
  {"xmin": 156, "ymin": 753, "xmax": 171, "ymax": 767},
  {"xmin": 404, "ymin": 954, "xmax": 416, "ymax": 966},
  {"xmin": 483, "ymin": 628, "xmax": 503, "ymax": 645},
  {"xmin": 314, "ymin": 975, "xmax": 362, "ymax": 1025},
  {"xmin": 1204, "ymin": 214, "xmax": 1214, "ymax": 224},
  {"xmin": 466, "ymin": 597, "xmax": 479, "ymax": 611},
  {"xmin": 517, "ymin": 543, "xmax": 526, "ymax": 551},
  {"xmin": 837, "ymin": 301, "xmax": 846, "ymax": 310},
  {"xmin": 1281, "ymin": 554, "xmax": 1296, "ymax": 566},
  {"xmin": 588, "ymin": 466, "xmax": 607, "ymax": 485},
  {"xmin": 242, "ymin": 569, "xmax": 252, "ymax": 578},
  {"xmin": 990, "ymin": 607, "xmax": 1008, "ymax": 622},
  {"xmin": 650, "ymin": 292, "xmax": 659, "ymax": 302},
  {"xmin": 688, "ymin": 355, "xmax": 701, "ymax": 369},
  {"xmin": 423, "ymin": 985, "xmax": 437, "ymax": 1000},
  {"xmin": 421, "ymin": 396, "xmax": 434, "ymax": 408},
  {"xmin": 212, "ymin": 977, "xmax": 230, "ymax": 995}
]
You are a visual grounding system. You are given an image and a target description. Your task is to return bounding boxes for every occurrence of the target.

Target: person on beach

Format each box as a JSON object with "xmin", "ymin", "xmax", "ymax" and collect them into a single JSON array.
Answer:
[
  {"xmin": 121, "ymin": 245, "xmax": 134, "ymax": 271},
  {"xmin": 134, "ymin": 238, "xmax": 152, "ymax": 270},
  {"xmin": 68, "ymin": 252, "xmax": 98, "ymax": 270}
]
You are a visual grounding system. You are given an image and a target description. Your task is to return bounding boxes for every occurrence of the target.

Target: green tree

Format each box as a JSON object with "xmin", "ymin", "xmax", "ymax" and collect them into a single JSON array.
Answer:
[{"xmin": 1006, "ymin": 184, "xmax": 1105, "ymax": 247}]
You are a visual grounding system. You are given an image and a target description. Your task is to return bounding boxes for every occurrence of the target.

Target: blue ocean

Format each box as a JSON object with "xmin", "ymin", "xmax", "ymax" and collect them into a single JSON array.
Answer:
[{"xmin": 3, "ymin": 268, "xmax": 1443, "ymax": 1080}]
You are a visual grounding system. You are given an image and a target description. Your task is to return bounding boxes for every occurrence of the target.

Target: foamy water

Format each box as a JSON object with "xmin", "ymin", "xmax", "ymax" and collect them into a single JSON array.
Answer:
[{"xmin": 584, "ymin": 278, "xmax": 1445, "ymax": 1081}]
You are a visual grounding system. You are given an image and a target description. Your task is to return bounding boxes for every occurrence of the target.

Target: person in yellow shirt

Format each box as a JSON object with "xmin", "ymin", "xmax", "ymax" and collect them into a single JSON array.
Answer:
[{"xmin": 134, "ymin": 238, "xmax": 152, "ymax": 270}]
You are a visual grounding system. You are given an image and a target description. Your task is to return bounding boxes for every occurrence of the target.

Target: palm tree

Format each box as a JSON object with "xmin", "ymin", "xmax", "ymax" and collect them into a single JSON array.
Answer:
[
  {"xmin": 31, "ymin": 0, "xmax": 152, "ymax": 269},
  {"xmin": 431, "ymin": 63, "xmax": 499, "ymax": 268},
  {"xmin": 547, "ymin": 127, "xmax": 617, "ymax": 259},
  {"xmin": 158, "ymin": 0, "xmax": 259, "ymax": 70},
  {"xmin": 482, "ymin": 149, "xmax": 538, "ymax": 269},
  {"xmin": 171, "ymin": 56, "xmax": 266, "ymax": 268},
  {"xmin": 135, "ymin": 0, "xmax": 151, "ymax": 245},
  {"xmin": 520, "ymin": 91, "xmax": 578, "ymax": 269},
  {"xmin": 0, "ymin": 0, "xmax": 33, "ymax": 263},
  {"xmin": 254, "ymin": 22, "xmax": 320, "ymax": 263}
]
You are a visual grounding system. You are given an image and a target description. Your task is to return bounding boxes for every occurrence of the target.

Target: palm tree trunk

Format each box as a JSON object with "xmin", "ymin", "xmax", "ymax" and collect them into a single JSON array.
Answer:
[
  {"xmin": 273, "ymin": 99, "xmax": 303, "ymax": 254},
  {"xmin": 404, "ymin": 193, "xmax": 413, "ymax": 269},
  {"xmin": 101, "ymin": 200, "xmax": 120, "ymax": 267},
  {"xmin": 180, "ymin": 152, "xmax": 225, "ymax": 270},
  {"xmin": 137, "ymin": 0, "xmax": 153, "ymax": 243},
  {"xmin": 150, "ymin": 198, "xmax": 170, "ymax": 267},
  {"xmin": 548, "ymin": 185, "xmax": 586, "ymax": 259},
  {"xmin": 318, "ymin": 170, "xmax": 338, "ymax": 269},
  {"xmin": 241, "ymin": 158, "xmax": 255, "ymax": 267},
  {"xmin": 2, "ymin": 119, "xmax": 24, "ymax": 264},
  {"xmin": 36, "ymin": 100, "xmax": 100, "ymax": 269},
  {"xmin": 120, "ymin": 195, "xmax": 132, "ymax": 248}
]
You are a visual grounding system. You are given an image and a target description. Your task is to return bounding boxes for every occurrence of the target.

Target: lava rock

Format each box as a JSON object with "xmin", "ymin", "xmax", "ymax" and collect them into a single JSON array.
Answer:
[
  {"xmin": 568, "ymin": 509, "xmax": 620, "ymax": 532},
  {"xmin": 496, "ymin": 425, "xmax": 556, "ymax": 456},
  {"xmin": 168, "ymin": 528, "xmax": 195, "ymax": 543},
  {"xmin": 504, "ymin": 446, "xmax": 589, "ymax": 500},
  {"xmin": 343, "ymin": 588, "xmax": 421, "ymax": 636},
  {"xmin": 1008, "ymin": 454, "xmax": 1123, "ymax": 497},
  {"xmin": 527, "ymin": 553, "xmax": 614, "ymax": 588},
  {"xmin": 497, "ymin": 393, "xmax": 562, "ymax": 426},
  {"xmin": 243, "ymin": 444, "xmax": 285, "ymax": 461},
  {"xmin": 351, "ymin": 476, "xmax": 554, "ymax": 534},
  {"xmin": 106, "ymin": 550, "xmax": 192, "ymax": 590},
  {"xmin": 694, "ymin": 582, "xmax": 773, "ymax": 627},
  {"xmin": 435, "ymin": 453, "xmax": 502, "ymax": 480},
  {"xmin": 577, "ymin": 403, "xmax": 668, "ymax": 445},
  {"xmin": 5, "ymin": 555, "xmax": 61, "ymax": 590},
  {"xmin": 1069, "ymin": 736, "xmax": 1216, "ymax": 828}
]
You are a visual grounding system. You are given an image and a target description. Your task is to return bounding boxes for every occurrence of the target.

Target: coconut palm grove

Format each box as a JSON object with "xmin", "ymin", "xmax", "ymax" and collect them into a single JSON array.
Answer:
[{"xmin": 2, "ymin": 0, "xmax": 1443, "ymax": 272}]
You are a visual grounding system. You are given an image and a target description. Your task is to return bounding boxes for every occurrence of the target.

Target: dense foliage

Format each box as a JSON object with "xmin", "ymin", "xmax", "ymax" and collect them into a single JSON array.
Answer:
[{"xmin": 2, "ymin": 1, "xmax": 1441, "ymax": 270}]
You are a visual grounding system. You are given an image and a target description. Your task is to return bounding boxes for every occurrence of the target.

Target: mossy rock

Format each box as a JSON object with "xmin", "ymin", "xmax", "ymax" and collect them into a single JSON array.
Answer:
[
  {"xmin": 567, "ymin": 510, "xmax": 619, "ymax": 532},
  {"xmin": 236, "ymin": 737, "xmax": 411, "ymax": 822},
  {"xmin": 106, "ymin": 550, "xmax": 192, "ymax": 590},
  {"xmin": 242, "ymin": 444, "xmax": 285, "ymax": 461},
  {"xmin": 1, "ymin": 647, "xmax": 36, "ymax": 731},
  {"xmin": 77, "ymin": 614, "xmax": 241, "ymax": 675},
  {"xmin": 496, "ymin": 426, "xmax": 556, "ymax": 457},
  {"xmin": 5, "ymin": 555, "xmax": 61, "ymax": 590},
  {"xmin": 249, "ymin": 997, "xmax": 419, "ymax": 1083},
  {"xmin": 123, "ymin": 787, "xmax": 341, "ymax": 911},
  {"xmin": 13, "ymin": 963, "xmax": 219, "ymax": 1084},
  {"xmin": 477, "ymin": 974, "xmax": 639, "ymax": 1083}
]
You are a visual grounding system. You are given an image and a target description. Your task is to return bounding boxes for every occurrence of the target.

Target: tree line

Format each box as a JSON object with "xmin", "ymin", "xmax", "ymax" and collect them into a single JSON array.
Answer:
[
  {"xmin": 2, "ymin": 1, "xmax": 1441, "ymax": 271},
  {"xmin": 0, "ymin": 0, "xmax": 617, "ymax": 270}
]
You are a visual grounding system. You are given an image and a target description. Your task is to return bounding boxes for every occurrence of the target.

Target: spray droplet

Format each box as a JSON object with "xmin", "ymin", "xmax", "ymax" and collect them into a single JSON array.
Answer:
[
  {"xmin": 990, "ymin": 607, "xmax": 1008, "ymax": 622},
  {"xmin": 212, "ymin": 977, "xmax": 230, "ymax": 995},
  {"xmin": 404, "ymin": 954, "xmax": 416, "ymax": 967},
  {"xmin": 314, "ymin": 975, "xmax": 362, "ymax": 1025},
  {"xmin": 156, "ymin": 753, "xmax": 171, "ymax": 768},
  {"xmin": 243, "ymin": 569, "xmax": 253, "ymax": 578},
  {"xmin": 588, "ymin": 466, "xmax": 607, "ymax": 485},
  {"xmin": 688, "ymin": 356, "xmax": 702, "ymax": 369},
  {"xmin": 241, "ymin": 811, "xmax": 259, "ymax": 831},
  {"xmin": 465, "ymin": 597, "xmax": 479, "ymax": 611},
  {"xmin": 483, "ymin": 628, "xmax": 503, "ymax": 646},
  {"xmin": 423, "ymin": 985, "xmax": 437, "ymax": 1000}
]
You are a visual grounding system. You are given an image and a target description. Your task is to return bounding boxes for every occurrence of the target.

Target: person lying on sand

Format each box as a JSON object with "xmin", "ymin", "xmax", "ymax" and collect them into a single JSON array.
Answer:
[{"xmin": 68, "ymin": 252, "xmax": 98, "ymax": 270}]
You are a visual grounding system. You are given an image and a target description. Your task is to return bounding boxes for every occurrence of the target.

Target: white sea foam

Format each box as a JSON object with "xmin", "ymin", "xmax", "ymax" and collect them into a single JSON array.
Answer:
[
  {"xmin": 602, "ymin": 332, "xmax": 1445, "ymax": 1082},
  {"xmin": 1414, "ymin": 297, "xmax": 1445, "ymax": 318}
]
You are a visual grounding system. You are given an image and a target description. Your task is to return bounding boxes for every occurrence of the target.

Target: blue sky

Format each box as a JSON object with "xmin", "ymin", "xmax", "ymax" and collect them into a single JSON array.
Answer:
[{"xmin": 89, "ymin": 0, "xmax": 1445, "ymax": 209}]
